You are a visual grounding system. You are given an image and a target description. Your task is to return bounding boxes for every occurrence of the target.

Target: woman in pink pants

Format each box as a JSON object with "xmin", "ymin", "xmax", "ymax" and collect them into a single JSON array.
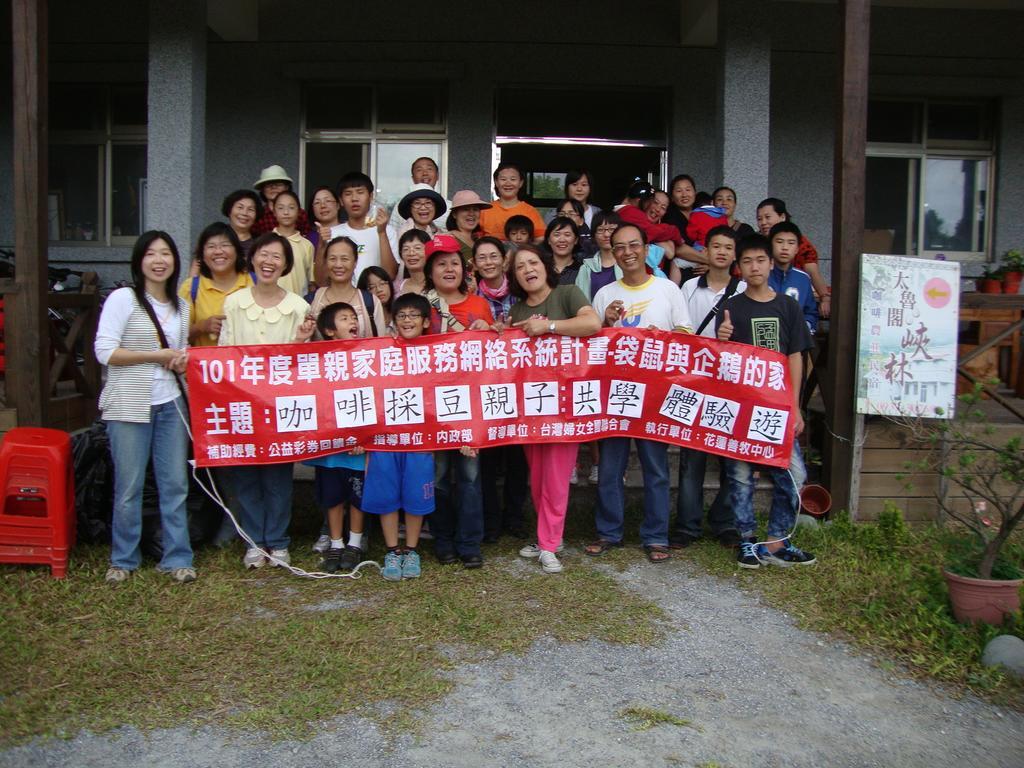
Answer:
[{"xmin": 507, "ymin": 244, "xmax": 601, "ymax": 573}]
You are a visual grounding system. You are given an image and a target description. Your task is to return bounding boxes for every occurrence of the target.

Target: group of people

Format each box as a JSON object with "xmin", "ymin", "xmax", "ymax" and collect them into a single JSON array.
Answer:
[{"xmin": 95, "ymin": 157, "xmax": 828, "ymax": 585}]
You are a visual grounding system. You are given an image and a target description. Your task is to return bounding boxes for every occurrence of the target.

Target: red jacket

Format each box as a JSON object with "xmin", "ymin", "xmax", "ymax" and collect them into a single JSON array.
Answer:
[{"xmin": 617, "ymin": 204, "xmax": 683, "ymax": 246}]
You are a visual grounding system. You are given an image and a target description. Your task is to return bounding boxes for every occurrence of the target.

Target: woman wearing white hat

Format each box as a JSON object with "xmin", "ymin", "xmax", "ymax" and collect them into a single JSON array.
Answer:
[
  {"xmin": 446, "ymin": 190, "xmax": 492, "ymax": 265},
  {"xmin": 250, "ymin": 164, "xmax": 310, "ymax": 236}
]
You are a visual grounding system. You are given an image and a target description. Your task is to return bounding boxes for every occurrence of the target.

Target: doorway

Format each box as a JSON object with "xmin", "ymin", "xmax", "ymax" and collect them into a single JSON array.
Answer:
[
  {"xmin": 496, "ymin": 143, "xmax": 665, "ymax": 216},
  {"xmin": 494, "ymin": 86, "xmax": 668, "ymax": 216}
]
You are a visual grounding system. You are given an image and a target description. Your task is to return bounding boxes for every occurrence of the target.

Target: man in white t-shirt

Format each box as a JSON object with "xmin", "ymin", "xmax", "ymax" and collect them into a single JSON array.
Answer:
[
  {"xmin": 673, "ymin": 225, "xmax": 746, "ymax": 550},
  {"xmin": 586, "ymin": 224, "xmax": 691, "ymax": 563},
  {"xmin": 330, "ymin": 171, "xmax": 399, "ymax": 283},
  {"xmin": 591, "ymin": 227, "xmax": 692, "ymax": 333}
]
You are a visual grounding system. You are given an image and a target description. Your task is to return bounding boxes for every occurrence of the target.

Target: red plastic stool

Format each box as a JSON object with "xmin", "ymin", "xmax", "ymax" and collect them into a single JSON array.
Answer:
[{"xmin": 0, "ymin": 427, "xmax": 76, "ymax": 578}]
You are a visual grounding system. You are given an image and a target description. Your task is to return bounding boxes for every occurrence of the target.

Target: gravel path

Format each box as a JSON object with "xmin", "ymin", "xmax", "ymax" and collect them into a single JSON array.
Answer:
[{"xmin": 4, "ymin": 554, "xmax": 1022, "ymax": 768}]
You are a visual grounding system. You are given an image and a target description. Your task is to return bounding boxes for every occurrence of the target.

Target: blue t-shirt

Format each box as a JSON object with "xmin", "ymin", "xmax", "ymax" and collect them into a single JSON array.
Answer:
[{"xmin": 304, "ymin": 451, "xmax": 365, "ymax": 470}]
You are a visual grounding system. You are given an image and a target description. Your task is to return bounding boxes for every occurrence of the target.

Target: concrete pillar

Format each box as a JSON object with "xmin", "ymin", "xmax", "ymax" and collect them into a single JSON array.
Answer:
[
  {"xmin": 994, "ymin": 95, "xmax": 1024, "ymax": 260},
  {"xmin": 147, "ymin": 0, "xmax": 206, "ymax": 264},
  {"xmin": 716, "ymin": 0, "xmax": 771, "ymax": 225},
  {"xmin": 447, "ymin": 75, "xmax": 496, "ymax": 199}
]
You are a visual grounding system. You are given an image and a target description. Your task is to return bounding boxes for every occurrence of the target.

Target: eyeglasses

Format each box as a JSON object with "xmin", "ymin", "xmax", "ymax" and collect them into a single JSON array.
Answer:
[
  {"xmin": 203, "ymin": 240, "xmax": 233, "ymax": 251},
  {"xmin": 410, "ymin": 199, "xmax": 435, "ymax": 209},
  {"xmin": 474, "ymin": 252, "xmax": 503, "ymax": 263},
  {"xmin": 611, "ymin": 241, "xmax": 645, "ymax": 255},
  {"xmin": 595, "ymin": 226, "xmax": 617, "ymax": 235},
  {"xmin": 395, "ymin": 312, "xmax": 425, "ymax": 321}
]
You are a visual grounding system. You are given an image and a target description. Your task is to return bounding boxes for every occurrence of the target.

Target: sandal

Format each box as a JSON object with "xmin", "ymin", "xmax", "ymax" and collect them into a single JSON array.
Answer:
[
  {"xmin": 644, "ymin": 544, "xmax": 672, "ymax": 563},
  {"xmin": 584, "ymin": 539, "xmax": 623, "ymax": 557}
]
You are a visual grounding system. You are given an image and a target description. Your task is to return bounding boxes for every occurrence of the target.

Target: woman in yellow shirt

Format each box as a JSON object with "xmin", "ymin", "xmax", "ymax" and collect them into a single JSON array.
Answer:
[
  {"xmin": 219, "ymin": 232, "xmax": 315, "ymax": 569},
  {"xmin": 179, "ymin": 222, "xmax": 254, "ymax": 347}
]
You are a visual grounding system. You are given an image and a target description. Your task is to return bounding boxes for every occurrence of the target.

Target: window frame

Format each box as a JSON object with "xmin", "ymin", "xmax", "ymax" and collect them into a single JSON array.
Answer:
[
  {"xmin": 48, "ymin": 83, "xmax": 147, "ymax": 246},
  {"xmin": 299, "ymin": 83, "xmax": 448, "ymax": 206},
  {"xmin": 866, "ymin": 97, "xmax": 995, "ymax": 263}
]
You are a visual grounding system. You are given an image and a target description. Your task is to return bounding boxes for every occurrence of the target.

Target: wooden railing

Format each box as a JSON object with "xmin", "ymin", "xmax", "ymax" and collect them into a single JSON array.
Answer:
[{"xmin": 0, "ymin": 273, "xmax": 100, "ymax": 431}]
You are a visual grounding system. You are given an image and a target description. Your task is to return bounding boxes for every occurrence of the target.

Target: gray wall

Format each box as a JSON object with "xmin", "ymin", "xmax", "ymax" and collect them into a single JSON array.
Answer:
[
  {"xmin": 765, "ymin": 3, "xmax": 1024, "ymax": 281},
  {"xmin": 1, "ymin": 0, "xmax": 1022, "ymax": 287}
]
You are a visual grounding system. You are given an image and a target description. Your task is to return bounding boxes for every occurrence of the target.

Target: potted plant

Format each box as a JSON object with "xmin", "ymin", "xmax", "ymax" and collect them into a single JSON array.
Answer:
[
  {"xmin": 1002, "ymin": 249, "xmax": 1023, "ymax": 294},
  {"xmin": 903, "ymin": 386, "xmax": 1024, "ymax": 624},
  {"xmin": 976, "ymin": 265, "xmax": 1002, "ymax": 294},
  {"xmin": 1002, "ymin": 249, "xmax": 1023, "ymax": 282}
]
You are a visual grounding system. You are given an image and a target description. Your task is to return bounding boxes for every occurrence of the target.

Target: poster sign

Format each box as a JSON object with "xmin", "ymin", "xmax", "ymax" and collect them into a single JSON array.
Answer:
[
  {"xmin": 856, "ymin": 254, "xmax": 960, "ymax": 418},
  {"xmin": 188, "ymin": 328, "xmax": 796, "ymax": 469}
]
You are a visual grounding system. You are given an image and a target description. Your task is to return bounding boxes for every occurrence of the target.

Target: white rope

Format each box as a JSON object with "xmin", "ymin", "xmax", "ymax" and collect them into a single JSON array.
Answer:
[{"xmin": 175, "ymin": 398, "xmax": 381, "ymax": 580}]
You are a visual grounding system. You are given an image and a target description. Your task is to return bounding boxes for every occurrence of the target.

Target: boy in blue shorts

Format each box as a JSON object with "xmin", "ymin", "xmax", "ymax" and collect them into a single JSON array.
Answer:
[
  {"xmin": 306, "ymin": 302, "xmax": 368, "ymax": 573},
  {"xmin": 360, "ymin": 293, "xmax": 436, "ymax": 581}
]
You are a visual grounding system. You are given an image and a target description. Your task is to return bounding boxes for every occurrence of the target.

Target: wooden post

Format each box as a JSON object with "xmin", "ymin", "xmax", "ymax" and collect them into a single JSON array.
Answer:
[
  {"xmin": 824, "ymin": 0, "xmax": 870, "ymax": 517},
  {"xmin": 10, "ymin": 0, "xmax": 49, "ymax": 427}
]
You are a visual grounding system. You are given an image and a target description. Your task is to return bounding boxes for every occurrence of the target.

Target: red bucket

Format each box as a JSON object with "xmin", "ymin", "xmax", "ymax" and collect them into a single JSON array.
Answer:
[{"xmin": 800, "ymin": 484, "xmax": 832, "ymax": 518}]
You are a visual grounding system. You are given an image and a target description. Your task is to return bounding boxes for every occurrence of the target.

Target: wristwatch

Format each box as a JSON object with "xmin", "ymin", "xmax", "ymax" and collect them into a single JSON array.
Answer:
[{"xmin": 548, "ymin": 321, "xmax": 556, "ymax": 333}]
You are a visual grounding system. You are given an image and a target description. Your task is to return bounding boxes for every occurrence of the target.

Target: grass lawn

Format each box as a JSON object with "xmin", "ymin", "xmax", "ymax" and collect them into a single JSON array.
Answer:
[
  {"xmin": 0, "ymin": 523, "xmax": 664, "ymax": 746},
  {"xmin": 682, "ymin": 508, "xmax": 1024, "ymax": 708},
  {"xmin": 2, "ymin": 485, "xmax": 1022, "ymax": 746}
]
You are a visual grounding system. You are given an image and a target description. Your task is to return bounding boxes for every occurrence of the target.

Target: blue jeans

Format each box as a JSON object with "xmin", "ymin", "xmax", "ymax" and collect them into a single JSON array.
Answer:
[
  {"xmin": 595, "ymin": 438, "xmax": 670, "ymax": 547},
  {"xmin": 107, "ymin": 398, "xmax": 193, "ymax": 571},
  {"xmin": 674, "ymin": 448, "xmax": 735, "ymax": 538},
  {"xmin": 432, "ymin": 450, "xmax": 483, "ymax": 557},
  {"xmin": 231, "ymin": 462, "xmax": 294, "ymax": 550},
  {"xmin": 725, "ymin": 442, "xmax": 806, "ymax": 539}
]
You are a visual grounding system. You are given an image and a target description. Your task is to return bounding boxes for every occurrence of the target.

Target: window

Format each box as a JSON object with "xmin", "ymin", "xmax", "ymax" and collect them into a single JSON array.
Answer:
[
  {"xmin": 48, "ymin": 83, "xmax": 147, "ymax": 243},
  {"xmin": 865, "ymin": 99, "xmax": 994, "ymax": 261},
  {"xmin": 301, "ymin": 83, "xmax": 446, "ymax": 212}
]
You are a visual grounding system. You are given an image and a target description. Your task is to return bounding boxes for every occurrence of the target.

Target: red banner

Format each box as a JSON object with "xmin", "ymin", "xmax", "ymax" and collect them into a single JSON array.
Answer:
[{"xmin": 187, "ymin": 328, "xmax": 795, "ymax": 468}]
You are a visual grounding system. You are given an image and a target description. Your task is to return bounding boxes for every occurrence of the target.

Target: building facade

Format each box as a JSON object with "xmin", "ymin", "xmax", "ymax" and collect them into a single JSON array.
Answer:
[{"xmin": 1, "ymin": 0, "xmax": 1022, "ymax": 285}]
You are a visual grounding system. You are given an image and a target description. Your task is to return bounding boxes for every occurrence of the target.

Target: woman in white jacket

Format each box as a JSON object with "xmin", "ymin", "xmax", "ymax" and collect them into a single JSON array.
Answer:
[{"xmin": 94, "ymin": 231, "xmax": 194, "ymax": 584}]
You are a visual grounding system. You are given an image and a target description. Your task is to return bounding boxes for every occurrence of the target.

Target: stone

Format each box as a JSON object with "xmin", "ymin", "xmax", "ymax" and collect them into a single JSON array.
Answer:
[
  {"xmin": 796, "ymin": 514, "xmax": 820, "ymax": 529},
  {"xmin": 981, "ymin": 635, "xmax": 1024, "ymax": 678}
]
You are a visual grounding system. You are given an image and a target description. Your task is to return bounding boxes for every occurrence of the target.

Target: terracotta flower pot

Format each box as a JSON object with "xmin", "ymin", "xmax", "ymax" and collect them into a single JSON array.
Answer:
[
  {"xmin": 944, "ymin": 569, "xmax": 1023, "ymax": 625},
  {"xmin": 1003, "ymin": 270, "xmax": 1023, "ymax": 282},
  {"xmin": 1003, "ymin": 280, "xmax": 1021, "ymax": 295},
  {"xmin": 978, "ymin": 278, "xmax": 1003, "ymax": 294}
]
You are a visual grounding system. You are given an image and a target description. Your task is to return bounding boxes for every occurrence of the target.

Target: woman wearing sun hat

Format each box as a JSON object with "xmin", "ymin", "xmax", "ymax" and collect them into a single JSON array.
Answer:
[
  {"xmin": 393, "ymin": 183, "xmax": 448, "ymax": 240},
  {"xmin": 446, "ymin": 189, "xmax": 492, "ymax": 265},
  {"xmin": 250, "ymin": 164, "xmax": 310, "ymax": 236}
]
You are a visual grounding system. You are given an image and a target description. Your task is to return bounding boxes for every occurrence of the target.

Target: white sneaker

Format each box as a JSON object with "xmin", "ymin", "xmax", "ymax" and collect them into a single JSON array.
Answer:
[
  {"xmin": 538, "ymin": 550, "xmax": 563, "ymax": 574},
  {"xmin": 569, "ymin": 466, "xmax": 579, "ymax": 485},
  {"xmin": 243, "ymin": 547, "xmax": 266, "ymax": 569},
  {"xmin": 519, "ymin": 542, "xmax": 565, "ymax": 558},
  {"xmin": 312, "ymin": 534, "xmax": 330, "ymax": 554},
  {"xmin": 588, "ymin": 465, "xmax": 599, "ymax": 484},
  {"xmin": 105, "ymin": 566, "xmax": 130, "ymax": 583},
  {"xmin": 268, "ymin": 548, "xmax": 291, "ymax": 567},
  {"xmin": 171, "ymin": 567, "xmax": 197, "ymax": 584}
]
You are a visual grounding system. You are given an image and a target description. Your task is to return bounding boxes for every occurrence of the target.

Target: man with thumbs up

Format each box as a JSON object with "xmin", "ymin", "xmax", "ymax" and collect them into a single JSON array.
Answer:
[
  {"xmin": 716, "ymin": 234, "xmax": 816, "ymax": 569},
  {"xmin": 671, "ymin": 226, "xmax": 746, "ymax": 550}
]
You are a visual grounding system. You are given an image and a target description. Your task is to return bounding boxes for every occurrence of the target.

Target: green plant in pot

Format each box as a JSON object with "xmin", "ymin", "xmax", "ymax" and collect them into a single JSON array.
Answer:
[
  {"xmin": 1002, "ymin": 249, "xmax": 1023, "ymax": 294},
  {"xmin": 977, "ymin": 265, "xmax": 1003, "ymax": 294},
  {"xmin": 901, "ymin": 386, "xmax": 1024, "ymax": 624},
  {"xmin": 1002, "ymin": 249, "xmax": 1023, "ymax": 281}
]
